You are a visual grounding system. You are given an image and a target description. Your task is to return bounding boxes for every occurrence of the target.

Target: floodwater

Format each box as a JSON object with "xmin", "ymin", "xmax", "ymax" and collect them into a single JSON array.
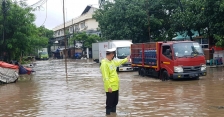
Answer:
[{"xmin": 0, "ymin": 59, "xmax": 224, "ymax": 117}]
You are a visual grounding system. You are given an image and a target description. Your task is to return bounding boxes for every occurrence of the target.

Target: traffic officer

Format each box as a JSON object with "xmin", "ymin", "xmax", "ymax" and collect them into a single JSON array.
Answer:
[{"xmin": 100, "ymin": 48, "xmax": 130, "ymax": 115}]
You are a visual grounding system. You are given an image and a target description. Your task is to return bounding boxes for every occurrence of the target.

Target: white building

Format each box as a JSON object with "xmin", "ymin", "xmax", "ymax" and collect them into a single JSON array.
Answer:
[
  {"xmin": 51, "ymin": 5, "xmax": 100, "ymax": 53},
  {"xmin": 50, "ymin": 5, "xmax": 100, "ymax": 58},
  {"xmin": 52, "ymin": 5, "xmax": 100, "ymax": 38}
]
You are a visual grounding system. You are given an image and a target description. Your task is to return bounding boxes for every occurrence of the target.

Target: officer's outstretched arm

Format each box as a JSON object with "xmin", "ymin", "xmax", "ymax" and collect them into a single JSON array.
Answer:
[
  {"xmin": 100, "ymin": 63, "xmax": 111, "ymax": 89},
  {"xmin": 113, "ymin": 58, "xmax": 128, "ymax": 67}
]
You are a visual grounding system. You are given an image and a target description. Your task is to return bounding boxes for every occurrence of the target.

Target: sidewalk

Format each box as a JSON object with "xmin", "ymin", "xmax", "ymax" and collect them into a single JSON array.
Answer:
[{"xmin": 207, "ymin": 64, "xmax": 224, "ymax": 68}]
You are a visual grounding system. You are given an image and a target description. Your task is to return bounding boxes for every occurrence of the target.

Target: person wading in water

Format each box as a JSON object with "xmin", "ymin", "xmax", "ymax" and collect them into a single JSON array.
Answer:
[{"xmin": 100, "ymin": 48, "xmax": 130, "ymax": 115}]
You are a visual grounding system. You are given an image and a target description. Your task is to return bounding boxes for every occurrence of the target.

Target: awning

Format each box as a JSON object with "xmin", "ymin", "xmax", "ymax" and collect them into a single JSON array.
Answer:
[{"xmin": 172, "ymin": 30, "xmax": 199, "ymax": 40}]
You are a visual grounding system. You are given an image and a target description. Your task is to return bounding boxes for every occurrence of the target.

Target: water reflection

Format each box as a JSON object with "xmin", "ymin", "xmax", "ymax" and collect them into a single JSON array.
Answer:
[
  {"xmin": 0, "ymin": 81, "xmax": 39, "ymax": 116},
  {"xmin": 0, "ymin": 59, "xmax": 224, "ymax": 116}
]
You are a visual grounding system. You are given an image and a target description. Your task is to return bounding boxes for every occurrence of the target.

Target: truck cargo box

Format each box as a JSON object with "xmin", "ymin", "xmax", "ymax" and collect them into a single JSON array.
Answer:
[{"xmin": 131, "ymin": 43, "xmax": 158, "ymax": 67}]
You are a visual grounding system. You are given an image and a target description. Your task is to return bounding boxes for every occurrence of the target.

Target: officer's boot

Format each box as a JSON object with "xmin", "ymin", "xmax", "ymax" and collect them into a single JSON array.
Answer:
[
  {"xmin": 111, "ymin": 106, "xmax": 116, "ymax": 113},
  {"xmin": 106, "ymin": 108, "xmax": 111, "ymax": 115}
]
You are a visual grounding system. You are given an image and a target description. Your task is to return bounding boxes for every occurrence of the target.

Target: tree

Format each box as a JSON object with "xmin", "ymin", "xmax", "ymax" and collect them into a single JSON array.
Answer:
[
  {"xmin": 0, "ymin": 0, "xmax": 36, "ymax": 61},
  {"xmin": 69, "ymin": 32, "xmax": 103, "ymax": 48},
  {"xmin": 0, "ymin": 1, "xmax": 53, "ymax": 61},
  {"xmin": 93, "ymin": 0, "xmax": 150, "ymax": 43},
  {"xmin": 29, "ymin": 26, "xmax": 53, "ymax": 57},
  {"xmin": 94, "ymin": 0, "xmax": 181, "ymax": 42},
  {"xmin": 169, "ymin": 0, "xmax": 207, "ymax": 41},
  {"xmin": 204, "ymin": 0, "xmax": 224, "ymax": 47},
  {"xmin": 146, "ymin": 0, "xmax": 178, "ymax": 41}
]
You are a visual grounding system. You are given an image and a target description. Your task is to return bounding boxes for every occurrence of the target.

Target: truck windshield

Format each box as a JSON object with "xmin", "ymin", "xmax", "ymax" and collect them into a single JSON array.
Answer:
[
  {"xmin": 39, "ymin": 52, "xmax": 48, "ymax": 55},
  {"xmin": 117, "ymin": 47, "xmax": 130, "ymax": 59},
  {"xmin": 173, "ymin": 42, "xmax": 203, "ymax": 57}
]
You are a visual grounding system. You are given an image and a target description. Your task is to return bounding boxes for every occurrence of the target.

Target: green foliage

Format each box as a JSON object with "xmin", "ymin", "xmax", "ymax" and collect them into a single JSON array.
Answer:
[
  {"xmin": 93, "ymin": 0, "xmax": 182, "ymax": 42},
  {"xmin": 204, "ymin": 0, "xmax": 224, "ymax": 46},
  {"xmin": 170, "ymin": 0, "xmax": 206, "ymax": 40},
  {"xmin": 0, "ymin": 1, "xmax": 53, "ymax": 61},
  {"xmin": 93, "ymin": 0, "xmax": 149, "ymax": 43},
  {"xmin": 94, "ymin": 0, "xmax": 224, "ymax": 45},
  {"xmin": 214, "ymin": 35, "xmax": 224, "ymax": 47},
  {"xmin": 69, "ymin": 32, "xmax": 103, "ymax": 48}
]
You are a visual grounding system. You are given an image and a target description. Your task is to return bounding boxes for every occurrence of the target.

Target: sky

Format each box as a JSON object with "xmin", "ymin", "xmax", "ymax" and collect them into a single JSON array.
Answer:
[{"xmin": 27, "ymin": 0, "xmax": 99, "ymax": 30}]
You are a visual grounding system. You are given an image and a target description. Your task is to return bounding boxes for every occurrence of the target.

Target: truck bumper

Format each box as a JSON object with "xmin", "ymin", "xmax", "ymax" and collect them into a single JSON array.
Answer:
[
  {"xmin": 118, "ymin": 67, "xmax": 134, "ymax": 71},
  {"xmin": 172, "ymin": 71, "xmax": 207, "ymax": 79}
]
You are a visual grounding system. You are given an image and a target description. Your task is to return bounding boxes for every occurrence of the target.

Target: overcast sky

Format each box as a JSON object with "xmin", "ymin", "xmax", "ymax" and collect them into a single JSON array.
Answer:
[{"xmin": 27, "ymin": 0, "xmax": 99, "ymax": 30}]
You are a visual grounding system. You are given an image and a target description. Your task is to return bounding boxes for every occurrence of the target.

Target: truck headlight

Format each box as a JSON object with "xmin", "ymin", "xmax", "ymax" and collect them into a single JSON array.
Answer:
[
  {"xmin": 201, "ymin": 64, "xmax": 206, "ymax": 71},
  {"xmin": 174, "ymin": 66, "xmax": 183, "ymax": 73}
]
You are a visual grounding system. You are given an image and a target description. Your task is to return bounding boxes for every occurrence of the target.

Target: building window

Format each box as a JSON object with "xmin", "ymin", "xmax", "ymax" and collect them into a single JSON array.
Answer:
[
  {"xmin": 75, "ymin": 24, "xmax": 79, "ymax": 31},
  {"xmin": 61, "ymin": 30, "xmax": 64, "ymax": 35},
  {"xmin": 58, "ymin": 30, "xmax": 60, "ymax": 35},
  {"xmin": 80, "ymin": 22, "xmax": 85, "ymax": 29},
  {"xmin": 66, "ymin": 28, "xmax": 69, "ymax": 34},
  {"xmin": 54, "ymin": 32, "xmax": 57, "ymax": 36},
  {"xmin": 195, "ymin": 38, "xmax": 209, "ymax": 48},
  {"xmin": 69, "ymin": 26, "xmax": 73, "ymax": 33}
]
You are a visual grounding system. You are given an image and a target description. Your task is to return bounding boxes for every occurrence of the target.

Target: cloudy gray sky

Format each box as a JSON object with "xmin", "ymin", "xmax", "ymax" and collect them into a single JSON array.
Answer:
[{"xmin": 27, "ymin": 0, "xmax": 99, "ymax": 30}]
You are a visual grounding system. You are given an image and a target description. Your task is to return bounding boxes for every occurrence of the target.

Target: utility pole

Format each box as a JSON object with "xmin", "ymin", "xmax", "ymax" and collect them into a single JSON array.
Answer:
[
  {"xmin": 72, "ymin": 19, "xmax": 76, "ymax": 56},
  {"xmin": 63, "ymin": 0, "xmax": 68, "ymax": 76},
  {"xmin": 72, "ymin": 19, "xmax": 74, "ymax": 34},
  {"xmin": 1, "ymin": 0, "xmax": 7, "ymax": 61},
  {"xmin": 2, "ymin": 0, "xmax": 6, "ymax": 44},
  {"xmin": 145, "ymin": 0, "xmax": 151, "ymax": 42}
]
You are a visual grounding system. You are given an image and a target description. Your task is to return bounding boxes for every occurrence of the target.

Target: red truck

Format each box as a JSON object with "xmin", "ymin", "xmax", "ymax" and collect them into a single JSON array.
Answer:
[{"xmin": 131, "ymin": 41, "xmax": 207, "ymax": 80}]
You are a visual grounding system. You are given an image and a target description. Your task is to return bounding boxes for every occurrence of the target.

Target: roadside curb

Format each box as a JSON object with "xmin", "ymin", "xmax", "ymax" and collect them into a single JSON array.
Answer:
[{"xmin": 207, "ymin": 65, "xmax": 224, "ymax": 68}]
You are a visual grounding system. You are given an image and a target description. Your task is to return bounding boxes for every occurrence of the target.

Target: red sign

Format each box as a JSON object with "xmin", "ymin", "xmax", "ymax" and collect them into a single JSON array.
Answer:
[{"xmin": 210, "ymin": 46, "xmax": 224, "ymax": 51}]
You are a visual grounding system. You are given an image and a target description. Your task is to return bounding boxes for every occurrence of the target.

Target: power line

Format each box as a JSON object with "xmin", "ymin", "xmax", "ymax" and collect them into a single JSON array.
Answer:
[
  {"xmin": 30, "ymin": 0, "xmax": 45, "ymax": 6},
  {"xmin": 29, "ymin": 0, "xmax": 48, "ymax": 27},
  {"xmin": 41, "ymin": 0, "xmax": 48, "ymax": 26},
  {"xmin": 31, "ymin": 0, "xmax": 47, "ymax": 10},
  {"xmin": 30, "ymin": 0, "xmax": 44, "ymax": 7}
]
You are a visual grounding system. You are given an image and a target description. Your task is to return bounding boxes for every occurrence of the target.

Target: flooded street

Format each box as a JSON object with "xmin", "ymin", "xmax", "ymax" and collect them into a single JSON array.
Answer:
[{"xmin": 1, "ymin": 59, "xmax": 224, "ymax": 117}]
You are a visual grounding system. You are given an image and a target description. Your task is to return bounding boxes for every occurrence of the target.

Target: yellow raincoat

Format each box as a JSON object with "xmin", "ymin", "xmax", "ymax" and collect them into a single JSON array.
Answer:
[{"xmin": 100, "ymin": 58, "xmax": 128, "ymax": 92}]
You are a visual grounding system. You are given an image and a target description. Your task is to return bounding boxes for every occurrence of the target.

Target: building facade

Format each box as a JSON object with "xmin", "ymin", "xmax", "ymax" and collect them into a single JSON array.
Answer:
[
  {"xmin": 51, "ymin": 5, "xmax": 100, "ymax": 48},
  {"xmin": 50, "ymin": 5, "xmax": 100, "ymax": 58}
]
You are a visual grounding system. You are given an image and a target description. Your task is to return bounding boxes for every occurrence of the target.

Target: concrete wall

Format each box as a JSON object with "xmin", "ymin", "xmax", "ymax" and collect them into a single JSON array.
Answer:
[
  {"xmin": 53, "ymin": 7, "xmax": 99, "ymax": 38},
  {"xmin": 85, "ymin": 19, "xmax": 99, "ymax": 30}
]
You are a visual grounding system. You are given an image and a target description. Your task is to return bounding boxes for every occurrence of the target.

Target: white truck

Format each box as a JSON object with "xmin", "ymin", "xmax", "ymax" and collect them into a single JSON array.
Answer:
[{"xmin": 92, "ymin": 40, "xmax": 134, "ymax": 71}]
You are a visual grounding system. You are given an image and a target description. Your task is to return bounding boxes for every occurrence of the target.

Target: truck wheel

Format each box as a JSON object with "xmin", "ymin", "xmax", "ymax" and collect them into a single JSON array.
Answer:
[
  {"xmin": 140, "ymin": 68, "xmax": 146, "ymax": 77},
  {"xmin": 138, "ymin": 68, "xmax": 141, "ymax": 75},
  {"xmin": 162, "ymin": 70, "xmax": 169, "ymax": 81}
]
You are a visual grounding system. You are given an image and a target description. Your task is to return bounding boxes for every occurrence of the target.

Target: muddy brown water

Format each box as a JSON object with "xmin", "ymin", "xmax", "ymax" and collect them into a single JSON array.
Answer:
[{"xmin": 0, "ymin": 59, "xmax": 224, "ymax": 117}]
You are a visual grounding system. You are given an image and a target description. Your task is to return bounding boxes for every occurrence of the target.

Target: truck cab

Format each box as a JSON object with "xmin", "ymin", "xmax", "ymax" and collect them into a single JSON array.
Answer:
[
  {"xmin": 38, "ymin": 51, "xmax": 49, "ymax": 60},
  {"xmin": 92, "ymin": 40, "xmax": 133, "ymax": 71},
  {"xmin": 113, "ymin": 44, "xmax": 133, "ymax": 71},
  {"xmin": 36, "ymin": 48, "xmax": 49, "ymax": 60},
  {"xmin": 159, "ymin": 41, "xmax": 206, "ymax": 79},
  {"xmin": 131, "ymin": 41, "xmax": 207, "ymax": 80}
]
